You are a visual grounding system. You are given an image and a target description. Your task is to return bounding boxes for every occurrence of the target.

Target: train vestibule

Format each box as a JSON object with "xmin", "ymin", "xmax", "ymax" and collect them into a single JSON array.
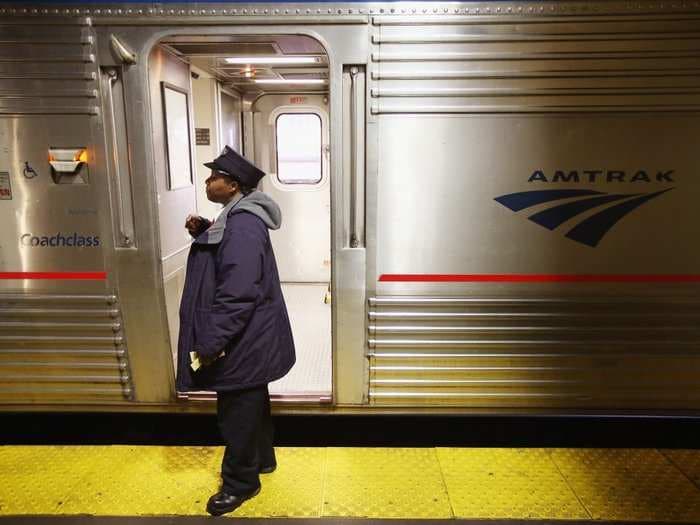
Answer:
[{"xmin": 149, "ymin": 34, "xmax": 335, "ymax": 404}]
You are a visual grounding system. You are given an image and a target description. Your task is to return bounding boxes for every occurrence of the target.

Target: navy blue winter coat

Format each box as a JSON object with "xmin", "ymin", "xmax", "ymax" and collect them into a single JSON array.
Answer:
[{"xmin": 176, "ymin": 192, "xmax": 295, "ymax": 392}]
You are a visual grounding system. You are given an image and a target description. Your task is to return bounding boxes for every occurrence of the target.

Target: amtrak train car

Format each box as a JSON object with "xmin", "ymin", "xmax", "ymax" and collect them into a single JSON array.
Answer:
[{"xmin": 1, "ymin": 0, "xmax": 699, "ymax": 414}]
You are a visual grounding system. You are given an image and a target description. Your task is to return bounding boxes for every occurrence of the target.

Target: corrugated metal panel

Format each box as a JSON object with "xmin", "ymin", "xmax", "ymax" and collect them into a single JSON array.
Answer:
[
  {"xmin": 0, "ymin": 17, "xmax": 99, "ymax": 115},
  {"xmin": 370, "ymin": 15, "xmax": 700, "ymax": 114},
  {"xmin": 368, "ymin": 296, "xmax": 700, "ymax": 408},
  {"xmin": 0, "ymin": 294, "xmax": 133, "ymax": 403}
]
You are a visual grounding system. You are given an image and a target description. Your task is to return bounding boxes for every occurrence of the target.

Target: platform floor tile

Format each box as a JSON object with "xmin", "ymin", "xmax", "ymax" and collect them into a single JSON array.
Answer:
[
  {"xmin": 322, "ymin": 448, "xmax": 452, "ymax": 518},
  {"xmin": 662, "ymin": 450, "xmax": 700, "ymax": 489},
  {"xmin": 0, "ymin": 446, "xmax": 110, "ymax": 515},
  {"xmin": 550, "ymin": 448, "xmax": 700, "ymax": 522},
  {"xmin": 437, "ymin": 448, "xmax": 589, "ymax": 520},
  {"xmin": 235, "ymin": 447, "xmax": 326, "ymax": 518},
  {"xmin": 58, "ymin": 446, "xmax": 221, "ymax": 515}
]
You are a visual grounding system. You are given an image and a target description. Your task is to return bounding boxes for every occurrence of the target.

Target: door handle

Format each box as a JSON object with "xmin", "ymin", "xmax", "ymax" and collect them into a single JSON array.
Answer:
[
  {"xmin": 347, "ymin": 66, "xmax": 365, "ymax": 249},
  {"xmin": 103, "ymin": 67, "xmax": 135, "ymax": 248}
]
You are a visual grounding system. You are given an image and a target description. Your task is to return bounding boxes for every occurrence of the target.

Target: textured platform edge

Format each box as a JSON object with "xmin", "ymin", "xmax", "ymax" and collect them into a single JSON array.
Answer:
[{"xmin": 2, "ymin": 519, "xmax": 699, "ymax": 525}]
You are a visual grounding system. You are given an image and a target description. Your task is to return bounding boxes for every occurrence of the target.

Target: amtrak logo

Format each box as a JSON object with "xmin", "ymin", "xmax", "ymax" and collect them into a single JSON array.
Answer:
[{"xmin": 494, "ymin": 188, "xmax": 673, "ymax": 248}]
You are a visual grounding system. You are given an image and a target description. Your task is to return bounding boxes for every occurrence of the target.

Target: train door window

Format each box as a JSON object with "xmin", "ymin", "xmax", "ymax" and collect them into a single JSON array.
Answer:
[{"xmin": 275, "ymin": 113, "xmax": 322, "ymax": 184}]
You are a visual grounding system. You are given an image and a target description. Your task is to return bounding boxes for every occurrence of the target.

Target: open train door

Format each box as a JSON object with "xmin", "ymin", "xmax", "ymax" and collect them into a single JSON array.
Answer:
[{"xmin": 93, "ymin": 17, "xmax": 371, "ymax": 409}]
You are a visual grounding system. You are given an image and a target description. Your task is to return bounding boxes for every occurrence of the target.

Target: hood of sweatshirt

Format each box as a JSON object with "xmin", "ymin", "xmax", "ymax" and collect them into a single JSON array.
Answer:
[
  {"xmin": 194, "ymin": 190, "xmax": 282, "ymax": 245},
  {"xmin": 234, "ymin": 190, "xmax": 282, "ymax": 230}
]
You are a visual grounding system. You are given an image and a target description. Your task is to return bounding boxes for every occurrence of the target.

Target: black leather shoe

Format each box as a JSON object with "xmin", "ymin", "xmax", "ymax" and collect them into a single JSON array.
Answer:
[
  {"xmin": 206, "ymin": 487, "xmax": 260, "ymax": 516},
  {"xmin": 259, "ymin": 463, "xmax": 277, "ymax": 474}
]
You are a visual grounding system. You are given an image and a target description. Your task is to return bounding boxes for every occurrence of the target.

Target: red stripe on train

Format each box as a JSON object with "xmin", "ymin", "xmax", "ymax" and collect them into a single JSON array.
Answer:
[
  {"xmin": 378, "ymin": 274, "xmax": 700, "ymax": 283},
  {"xmin": 0, "ymin": 272, "xmax": 107, "ymax": 280}
]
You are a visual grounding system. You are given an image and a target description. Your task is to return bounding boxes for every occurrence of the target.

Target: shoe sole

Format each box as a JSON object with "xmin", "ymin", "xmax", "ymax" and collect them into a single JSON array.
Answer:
[
  {"xmin": 206, "ymin": 487, "xmax": 261, "ymax": 516},
  {"xmin": 259, "ymin": 465, "xmax": 276, "ymax": 474}
]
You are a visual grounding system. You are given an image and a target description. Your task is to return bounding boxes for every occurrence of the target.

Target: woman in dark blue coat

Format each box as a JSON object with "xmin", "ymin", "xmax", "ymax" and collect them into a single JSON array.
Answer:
[{"xmin": 177, "ymin": 146, "xmax": 295, "ymax": 516}]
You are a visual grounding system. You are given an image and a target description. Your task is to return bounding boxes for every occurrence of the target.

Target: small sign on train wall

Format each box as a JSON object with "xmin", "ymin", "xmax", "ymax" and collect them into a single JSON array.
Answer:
[
  {"xmin": 0, "ymin": 171, "xmax": 11, "ymax": 200},
  {"xmin": 290, "ymin": 96, "xmax": 307, "ymax": 104},
  {"xmin": 195, "ymin": 128, "xmax": 210, "ymax": 146}
]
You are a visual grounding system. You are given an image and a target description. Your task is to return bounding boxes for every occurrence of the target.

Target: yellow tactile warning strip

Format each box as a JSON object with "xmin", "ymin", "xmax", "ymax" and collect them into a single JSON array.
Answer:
[
  {"xmin": 237, "ymin": 448, "xmax": 326, "ymax": 518},
  {"xmin": 663, "ymin": 449, "xmax": 700, "ymax": 488},
  {"xmin": 550, "ymin": 449, "xmax": 700, "ymax": 523},
  {"xmin": 3, "ymin": 446, "xmax": 700, "ymax": 521},
  {"xmin": 437, "ymin": 448, "xmax": 588, "ymax": 520},
  {"xmin": 58, "ymin": 446, "xmax": 222, "ymax": 516},
  {"xmin": 323, "ymin": 448, "xmax": 451, "ymax": 518},
  {"xmin": 0, "ymin": 445, "xmax": 107, "ymax": 515}
]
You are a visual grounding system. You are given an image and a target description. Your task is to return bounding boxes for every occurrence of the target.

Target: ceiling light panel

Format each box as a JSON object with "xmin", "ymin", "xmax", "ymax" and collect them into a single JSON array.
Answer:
[
  {"xmin": 224, "ymin": 56, "xmax": 319, "ymax": 65},
  {"xmin": 253, "ymin": 79, "xmax": 326, "ymax": 84}
]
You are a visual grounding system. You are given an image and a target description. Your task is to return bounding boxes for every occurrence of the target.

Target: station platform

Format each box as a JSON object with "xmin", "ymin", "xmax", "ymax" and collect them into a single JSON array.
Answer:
[{"xmin": 2, "ymin": 446, "xmax": 700, "ymax": 523}]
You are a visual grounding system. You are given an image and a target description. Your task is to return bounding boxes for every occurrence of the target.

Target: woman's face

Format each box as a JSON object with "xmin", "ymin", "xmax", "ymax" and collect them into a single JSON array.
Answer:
[{"xmin": 205, "ymin": 170, "xmax": 238, "ymax": 204}]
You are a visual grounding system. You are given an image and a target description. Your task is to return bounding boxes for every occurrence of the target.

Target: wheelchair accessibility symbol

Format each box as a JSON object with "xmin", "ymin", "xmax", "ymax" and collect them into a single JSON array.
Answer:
[{"xmin": 23, "ymin": 161, "xmax": 38, "ymax": 179}]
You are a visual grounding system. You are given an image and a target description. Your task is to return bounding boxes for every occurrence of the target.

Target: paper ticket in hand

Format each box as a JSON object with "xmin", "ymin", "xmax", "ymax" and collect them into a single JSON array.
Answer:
[
  {"xmin": 190, "ymin": 350, "xmax": 226, "ymax": 371},
  {"xmin": 189, "ymin": 351, "xmax": 202, "ymax": 372}
]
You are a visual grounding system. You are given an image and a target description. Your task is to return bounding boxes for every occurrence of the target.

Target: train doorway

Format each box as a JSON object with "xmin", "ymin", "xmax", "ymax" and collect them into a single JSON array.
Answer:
[{"xmin": 149, "ymin": 34, "xmax": 332, "ymax": 403}]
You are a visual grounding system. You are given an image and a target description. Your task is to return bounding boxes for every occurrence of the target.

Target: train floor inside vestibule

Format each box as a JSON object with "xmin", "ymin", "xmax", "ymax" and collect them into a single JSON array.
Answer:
[{"xmin": 269, "ymin": 283, "xmax": 332, "ymax": 399}]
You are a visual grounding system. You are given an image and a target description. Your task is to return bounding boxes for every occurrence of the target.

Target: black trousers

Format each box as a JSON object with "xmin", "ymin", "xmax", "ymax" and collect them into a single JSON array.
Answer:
[{"xmin": 216, "ymin": 384, "xmax": 275, "ymax": 495}]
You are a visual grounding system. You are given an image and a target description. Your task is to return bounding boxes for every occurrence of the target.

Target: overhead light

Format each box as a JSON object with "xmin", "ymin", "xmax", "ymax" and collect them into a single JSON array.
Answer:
[
  {"xmin": 253, "ymin": 79, "xmax": 326, "ymax": 85},
  {"xmin": 225, "ymin": 56, "xmax": 318, "ymax": 65}
]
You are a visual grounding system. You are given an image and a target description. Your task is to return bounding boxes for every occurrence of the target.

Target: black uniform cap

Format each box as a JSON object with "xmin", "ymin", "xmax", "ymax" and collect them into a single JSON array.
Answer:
[{"xmin": 204, "ymin": 146, "xmax": 265, "ymax": 188}]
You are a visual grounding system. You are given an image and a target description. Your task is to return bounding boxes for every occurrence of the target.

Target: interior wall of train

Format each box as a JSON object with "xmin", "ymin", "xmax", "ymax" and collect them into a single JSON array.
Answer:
[{"xmin": 1, "ymin": 1, "xmax": 700, "ymax": 414}]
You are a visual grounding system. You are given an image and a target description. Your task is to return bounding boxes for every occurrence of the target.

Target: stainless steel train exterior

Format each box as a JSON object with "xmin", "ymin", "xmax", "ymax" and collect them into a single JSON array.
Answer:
[{"xmin": 1, "ymin": 0, "xmax": 700, "ymax": 414}]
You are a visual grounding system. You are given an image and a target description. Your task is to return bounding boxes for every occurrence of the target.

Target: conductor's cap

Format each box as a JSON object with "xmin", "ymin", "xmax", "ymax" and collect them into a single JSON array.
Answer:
[{"xmin": 204, "ymin": 146, "xmax": 265, "ymax": 188}]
